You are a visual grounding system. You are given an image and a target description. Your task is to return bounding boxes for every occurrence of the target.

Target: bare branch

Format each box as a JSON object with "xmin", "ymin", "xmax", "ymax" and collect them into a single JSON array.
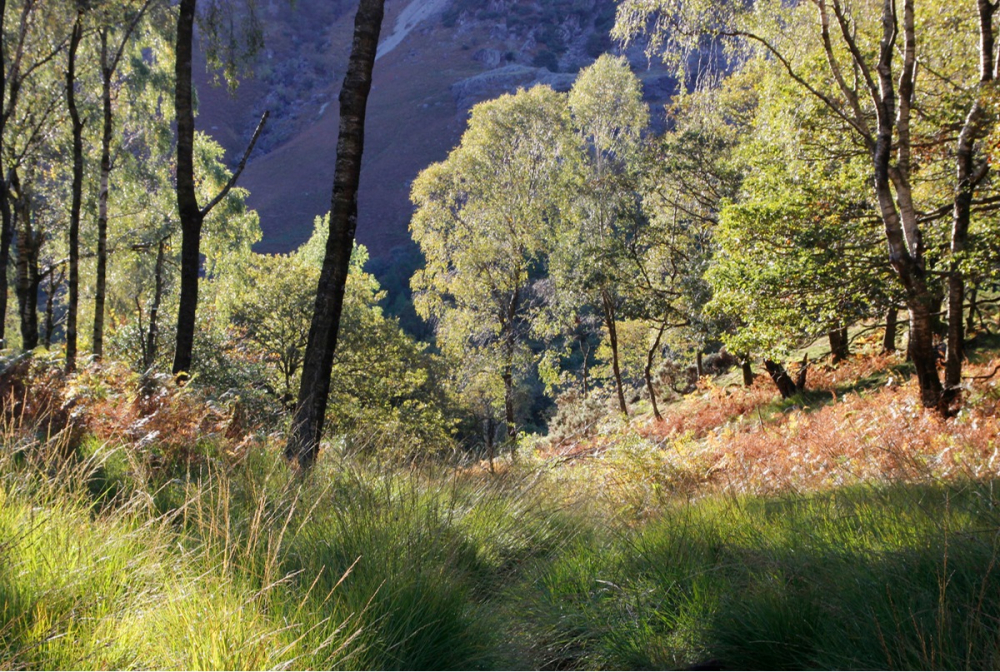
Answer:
[{"xmin": 200, "ymin": 110, "xmax": 269, "ymax": 217}]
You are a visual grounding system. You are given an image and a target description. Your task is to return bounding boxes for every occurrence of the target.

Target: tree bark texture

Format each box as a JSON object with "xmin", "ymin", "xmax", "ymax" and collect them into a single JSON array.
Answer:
[
  {"xmin": 869, "ymin": 0, "xmax": 943, "ymax": 408},
  {"xmin": 13, "ymin": 171, "xmax": 37, "ymax": 350},
  {"xmin": 14, "ymin": 236, "xmax": 39, "ymax": 350},
  {"xmin": 967, "ymin": 284, "xmax": 979, "ymax": 335},
  {"xmin": 764, "ymin": 358, "xmax": 807, "ymax": 399},
  {"xmin": 944, "ymin": 0, "xmax": 995, "ymax": 389},
  {"xmin": 65, "ymin": 12, "xmax": 84, "ymax": 372},
  {"xmin": 0, "ymin": 0, "xmax": 11, "ymax": 348},
  {"xmin": 42, "ymin": 267, "xmax": 63, "ymax": 349},
  {"xmin": 92, "ymin": 3, "xmax": 150, "ymax": 360},
  {"xmin": 171, "ymin": 0, "xmax": 203, "ymax": 377},
  {"xmin": 93, "ymin": 30, "xmax": 113, "ymax": 361},
  {"xmin": 284, "ymin": 0, "xmax": 385, "ymax": 468}
]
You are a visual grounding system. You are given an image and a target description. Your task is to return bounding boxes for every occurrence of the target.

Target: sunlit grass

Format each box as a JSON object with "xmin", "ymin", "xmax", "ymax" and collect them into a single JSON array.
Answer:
[{"xmin": 4, "ymin": 350, "xmax": 1000, "ymax": 669}]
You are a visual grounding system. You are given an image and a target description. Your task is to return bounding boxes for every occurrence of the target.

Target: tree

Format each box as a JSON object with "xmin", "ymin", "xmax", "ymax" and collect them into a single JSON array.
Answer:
[
  {"xmin": 91, "ymin": 0, "xmax": 157, "ymax": 361},
  {"xmin": 705, "ymin": 75, "xmax": 900, "ymax": 364},
  {"xmin": 553, "ymin": 54, "xmax": 649, "ymax": 417},
  {"xmin": 171, "ymin": 0, "xmax": 266, "ymax": 377},
  {"xmin": 232, "ymin": 252, "xmax": 318, "ymax": 404},
  {"xmin": 615, "ymin": 0, "xmax": 1000, "ymax": 411},
  {"xmin": 1, "ymin": 0, "xmax": 72, "ymax": 350},
  {"xmin": 410, "ymin": 85, "xmax": 572, "ymax": 455},
  {"xmin": 284, "ymin": 0, "xmax": 385, "ymax": 468},
  {"xmin": 64, "ymin": 5, "xmax": 84, "ymax": 370}
]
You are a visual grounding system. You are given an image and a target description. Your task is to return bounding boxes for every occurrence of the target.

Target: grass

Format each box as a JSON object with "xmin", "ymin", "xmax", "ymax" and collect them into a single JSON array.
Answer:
[
  {"xmin": 509, "ymin": 481, "xmax": 1000, "ymax": 669},
  {"xmin": 4, "ymin": 348, "xmax": 1000, "ymax": 669}
]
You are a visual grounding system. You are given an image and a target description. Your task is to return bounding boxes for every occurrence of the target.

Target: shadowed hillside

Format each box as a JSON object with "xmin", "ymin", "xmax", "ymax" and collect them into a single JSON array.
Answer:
[{"xmin": 194, "ymin": 0, "xmax": 673, "ymax": 256}]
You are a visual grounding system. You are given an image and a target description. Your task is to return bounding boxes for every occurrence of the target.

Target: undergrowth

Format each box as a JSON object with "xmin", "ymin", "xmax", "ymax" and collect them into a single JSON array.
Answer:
[{"xmin": 2, "ymin": 350, "xmax": 1000, "ymax": 669}]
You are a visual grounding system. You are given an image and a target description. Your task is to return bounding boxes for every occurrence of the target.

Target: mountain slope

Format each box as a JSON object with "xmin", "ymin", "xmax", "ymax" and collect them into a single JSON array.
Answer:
[{"xmin": 195, "ymin": 0, "xmax": 673, "ymax": 257}]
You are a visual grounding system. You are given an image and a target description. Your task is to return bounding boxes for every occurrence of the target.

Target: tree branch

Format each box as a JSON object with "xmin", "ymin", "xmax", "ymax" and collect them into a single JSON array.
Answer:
[{"xmin": 200, "ymin": 110, "xmax": 269, "ymax": 217}]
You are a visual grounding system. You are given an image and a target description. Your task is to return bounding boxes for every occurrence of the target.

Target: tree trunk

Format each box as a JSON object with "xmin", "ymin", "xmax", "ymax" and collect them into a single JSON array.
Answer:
[
  {"xmin": 93, "ymin": 30, "xmax": 113, "ymax": 362},
  {"xmin": 144, "ymin": 238, "xmax": 166, "ymax": 369},
  {"xmin": 866, "ymin": 0, "xmax": 943, "ymax": 408},
  {"xmin": 944, "ymin": 0, "xmax": 995, "ymax": 388},
  {"xmin": 601, "ymin": 288, "xmax": 627, "ymax": 416},
  {"xmin": 15, "ymin": 230, "xmax": 40, "ymax": 351},
  {"xmin": 764, "ymin": 359, "xmax": 798, "ymax": 399},
  {"xmin": 485, "ymin": 416, "xmax": 496, "ymax": 474},
  {"xmin": 696, "ymin": 351, "xmax": 704, "ymax": 378},
  {"xmin": 741, "ymin": 355, "xmax": 754, "ymax": 387},
  {"xmin": 945, "ymin": 275, "xmax": 965, "ymax": 388},
  {"xmin": 42, "ymin": 267, "xmax": 63, "ymax": 349},
  {"xmin": 0, "ymin": 0, "xmax": 11, "ymax": 349},
  {"xmin": 883, "ymin": 306, "xmax": 898, "ymax": 353},
  {"xmin": 578, "ymin": 335, "xmax": 590, "ymax": 398},
  {"xmin": 908, "ymin": 299, "xmax": 944, "ymax": 407},
  {"xmin": 967, "ymin": 283, "xmax": 979, "ymax": 335},
  {"xmin": 828, "ymin": 326, "xmax": 849, "ymax": 363},
  {"xmin": 65, "ymin": 12, "xmax": 84, "ymax": 372},
  {"xmin": 13, "ymin": 172, "xmax": 38, "ymax": 351},
  {"xmin": 284, "ymin": 0, "xmax": 385, "ymax": 468},
  {"xmin": 171, "ymin": 0, "xmax": 202, "ymax": 377},
  {"xmin": 645, "ymin": 322, "xmax": 666, "ymax": 422},
  {"xmin": 502, "ymin": 366, "xmax": 516, "ymax": 442}
]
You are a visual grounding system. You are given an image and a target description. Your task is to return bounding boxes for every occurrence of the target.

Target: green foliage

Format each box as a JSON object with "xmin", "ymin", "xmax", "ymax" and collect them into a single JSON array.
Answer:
[{"xmin": 411, "ymin": 85, "xmax": 574, "ymax": 440}]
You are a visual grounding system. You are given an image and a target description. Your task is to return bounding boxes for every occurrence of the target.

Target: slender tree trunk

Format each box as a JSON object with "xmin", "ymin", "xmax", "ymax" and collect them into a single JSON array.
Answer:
[
  {"xmin": 93, "ymin": 30, "xmax": 113, "ymax": 362},
  {"xmin": 65, "ymin": 12, "xmax": 84, "ymax": 372},
  {"xmin": 828, "ymin": 326, "xmax": 849, "ymax": 363},
  {"xmin": 883, "ymin": 306, "xmax": 898, "ymax": 353},
  {"xmin": 485, "ymin": 416, "xmax": 496, "ymax": 474},
  {"xmin": 502, "ymin": 366, "xmax": 516, "ymax": 441},
  {"xmin": 172, "ymin": 0, "xmax": 203, "ymax": 377},
  {"xmin": 42, "ymin": 268, "xmax": 62, "ymax": 349},
  {"xmin": 0, "ymin": 0, "xmax": 11, "ymax": 349},
  {"xmin": 284, "ymin": 0, "xmax": 385, "ymax": 467},
  {"xmin": 696, "ymin": 351, "xmax": 704, "ymax": 378},
  {"xmin": 645, "ymin": 322, "xmax": 666, "ymax": 421},
  {"xmin": 144, "ymin": 238, "xmax": 166, "ymax": 369},
  {"xmin": 578, "ymin": 335, "xmax": 590, "ymax": 398},
  {"xmin": 867, "ymin": 0, "xmax": 943, "ymax": 408},
  {"xmin": 944, "ymin": 0, "xmax": 995, "ymax": 388},
  {"xmin": 13, "ymin": 171, "xmax": 38, "ymax": 351},
  {"xmin": 601, "ymin": 288, "xmax": 627, "ymax": 416},
  {"xmin": 93, "ymin": 2, "xmax": 153, "ymax": 360}
]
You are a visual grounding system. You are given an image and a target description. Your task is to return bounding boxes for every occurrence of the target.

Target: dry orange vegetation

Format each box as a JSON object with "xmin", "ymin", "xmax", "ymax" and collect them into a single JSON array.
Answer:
[
  {"xmin": 0, "ymin": 356, "xmax": 243, "ymax": 469},
  {"xmin": 541, "ymin": 351, "xmax": 1000, "ymax": 499}
]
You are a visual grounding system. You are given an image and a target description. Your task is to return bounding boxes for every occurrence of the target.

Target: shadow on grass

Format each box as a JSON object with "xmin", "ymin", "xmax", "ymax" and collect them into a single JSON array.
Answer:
[{"xmin": 510, "ymin": 480, "xmax": 1000, "ymax": 670}]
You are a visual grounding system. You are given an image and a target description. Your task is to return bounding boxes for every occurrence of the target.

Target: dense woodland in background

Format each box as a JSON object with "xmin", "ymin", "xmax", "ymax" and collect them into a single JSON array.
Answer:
[{"xmin": 0, "ymin": 0, "xmax": 999, "ymax": 466}]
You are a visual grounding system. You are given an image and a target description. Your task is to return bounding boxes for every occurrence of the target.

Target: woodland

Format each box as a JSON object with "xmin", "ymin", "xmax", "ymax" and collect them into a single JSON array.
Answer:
[{"xmin": 4, "ymin": 0, "xmax": 1000, "ymax": 669}]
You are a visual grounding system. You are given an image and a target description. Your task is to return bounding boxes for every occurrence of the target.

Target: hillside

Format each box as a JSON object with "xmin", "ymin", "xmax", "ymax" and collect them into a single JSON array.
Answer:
[
  {"xmin": 194, "ymin": 0, "xmax": 674, "ymax": 256},
  {"xmin": 4, "ymin": 339, "xmax": 1000, "ymax": 669}
]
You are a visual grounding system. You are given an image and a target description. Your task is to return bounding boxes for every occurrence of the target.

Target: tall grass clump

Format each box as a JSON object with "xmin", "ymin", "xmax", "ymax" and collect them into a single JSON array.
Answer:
[{"xmin": 0, "ymin": 414, "xmax": 577, "ymax": 669}]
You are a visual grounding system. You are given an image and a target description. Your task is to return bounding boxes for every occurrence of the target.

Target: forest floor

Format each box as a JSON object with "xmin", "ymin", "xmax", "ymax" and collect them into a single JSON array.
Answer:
[{"xmin": 3, "ymin": 338, "xmax": 1000, "ymax": 669}]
